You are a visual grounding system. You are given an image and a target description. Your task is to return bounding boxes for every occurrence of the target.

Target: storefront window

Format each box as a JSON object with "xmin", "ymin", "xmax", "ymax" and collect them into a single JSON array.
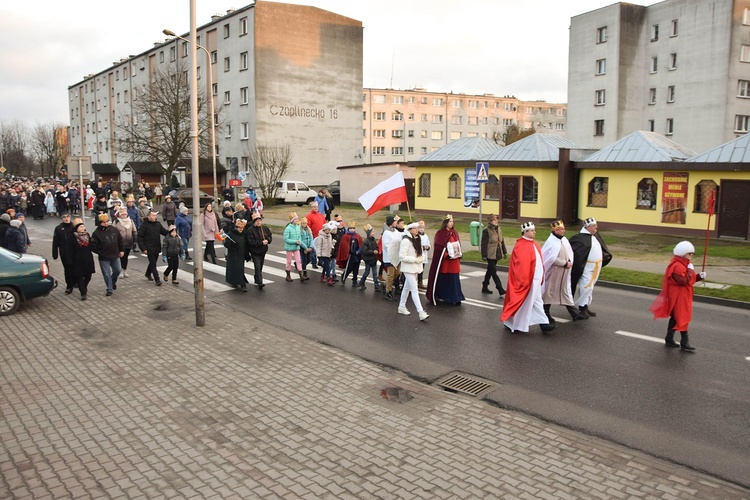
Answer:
[
  {"xmin": 448, "ymin": 174, "xmax": 461, "ymax": 198},
  {"xmin": 588, "ymin": 177, "xmax": 608, "ymax": 207},
  {"xmin": 636, "ymin": 178, "xmax": 657, "ymax": 210},
  {"xmin": 418, "ymin": 173, "xmax": 431, "ymax": 197},
  {"xmin": 522, "ymin": 176, "xmax": 538, "ymax": 203},
  {"xmin": 694, "ymin": 180, "xmax": 718, "ymax": 213}
]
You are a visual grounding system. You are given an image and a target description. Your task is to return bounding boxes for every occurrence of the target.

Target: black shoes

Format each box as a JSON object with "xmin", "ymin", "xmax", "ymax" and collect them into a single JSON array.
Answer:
[
  {"xmin": 680, "ymin": 332, "xmax": 696, "ymax": 352},
  {"xmin": 540, "ymin": 323, "xmax": 557, "ymax": 334},
  {"xmin": 665, "ymin": 331, "xmax": 680, "ymax": 348},
  {"xmin": 64, "ymin": 288, "xmax": 72, "ymax": 295},
  {"xmin": 384, "ymin": 292, "xmax": 395, "ymax": 301},
  {"xmin": 481, "ymin": 285, "xmax": 493, "ymax": 294},
  {"xmin": 106, "ymin": 291, "xmax": 113, "ymax": 296},
  {"xmin": 567, "ymin": 306, "xmax": 587, "ymax": 321}
]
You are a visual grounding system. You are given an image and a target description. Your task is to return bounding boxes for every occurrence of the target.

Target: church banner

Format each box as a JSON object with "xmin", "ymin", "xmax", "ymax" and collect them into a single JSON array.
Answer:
[{"xmin": 661, "ymin": 172, "xmax": 688, "ymax": 224}]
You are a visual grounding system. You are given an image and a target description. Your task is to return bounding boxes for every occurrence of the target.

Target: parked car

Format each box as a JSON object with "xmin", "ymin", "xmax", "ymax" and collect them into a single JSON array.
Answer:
[
  {"xmin": 174, "ymin": 189, "xmax": 215, "ymax": 209},
  {"xmin": 0, "ymin": 247, "xmax": 56, "ymax": 316},
  {"xmin": 274, "ymin": 180, "xmax": 317, "ymax": 206},
  {"xmin": 326, "ymin": 180, "xmax": 340, "ymax": 205}
]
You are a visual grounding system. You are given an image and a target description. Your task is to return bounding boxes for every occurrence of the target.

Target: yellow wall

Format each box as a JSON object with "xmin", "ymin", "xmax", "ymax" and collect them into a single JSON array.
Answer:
[{"xmin": 577, "ymin": 169, "xmax": 750, "ymax": 231}]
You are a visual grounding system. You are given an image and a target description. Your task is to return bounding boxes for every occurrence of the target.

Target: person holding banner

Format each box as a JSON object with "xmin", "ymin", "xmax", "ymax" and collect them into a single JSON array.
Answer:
[
  {"xmin": 649, "ymin": 241, "xmax": 705, "ymax": 352},
  {"xmin": 426, "ymin": 214, "xmax": 465, "ymax": 306}
]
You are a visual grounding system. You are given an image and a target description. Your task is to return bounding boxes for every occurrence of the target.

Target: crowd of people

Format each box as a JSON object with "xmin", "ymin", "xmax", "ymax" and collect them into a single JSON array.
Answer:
[{"xmin": 1, "ymin": 176, "xmax": 705, "ymax": 348}]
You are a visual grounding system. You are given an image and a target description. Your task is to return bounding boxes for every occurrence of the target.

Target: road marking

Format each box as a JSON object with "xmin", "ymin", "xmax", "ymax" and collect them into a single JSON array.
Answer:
[
  {"xmin": 158, "ymin": 265, "xmax": 235, "ymax": 292},
  {"xmin": 184, "ymin": 260, "xmax": 278, "ymax": 284},
  {"xmin": 615, "ymin": 330, "xmax": 662, "ymax": 343}
]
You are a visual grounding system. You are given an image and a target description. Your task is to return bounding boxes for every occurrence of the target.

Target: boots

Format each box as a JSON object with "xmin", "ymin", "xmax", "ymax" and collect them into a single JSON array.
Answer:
[
  {"xmin": 286, "ymin": 271, "xmax": 293, "ymax": 282},
  {"xmin": 418, "ymin": 280, "xmax": 426, "ymax": 291},
  {"xmin": 211, "ymin": 253, "xmax": 217, "ymax": 264},
  {"xmin": 578, "ymin": 306, "xmax": 591, "ymax": 318},
  {"xmin": 680, "ymin": 331, "xmax": 695, "ymax": 352},
  {"xmin": 298, "ymin": 271, "xmax": 308, "ymax": 282},
  {"xmin": 567, "ymin": 305, "xmax": 587, "ymax": 321},
  {"xmin": 303, "ymin": 270, "xmax": 308, "ymax": 278},
  {"xmin": 665, "ymin": 330, "xmax": 680, "ymax": 348},
  {"xmin": 481, "ymin": 283, "xmax": 493, "ymax": 294},
  {"xmin": 543, "ymin": 304, "xmax": 556, "ymax": 326},
  {"xmin": 496, "ymin": 285, "xmax": 506, "ymax": 296}
]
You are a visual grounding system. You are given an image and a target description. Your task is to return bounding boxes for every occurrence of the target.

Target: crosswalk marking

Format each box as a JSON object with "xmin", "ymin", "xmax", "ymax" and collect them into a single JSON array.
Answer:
[
  {"xmin": 157, "ymin": 266, "xmax": 234, "ymax": 292},
  {"xmin": 614, "ymin": 330, "xmax": 662, "ymax": 343}
]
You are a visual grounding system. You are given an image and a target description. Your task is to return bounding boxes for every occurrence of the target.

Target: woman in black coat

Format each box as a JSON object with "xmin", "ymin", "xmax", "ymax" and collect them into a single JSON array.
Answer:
[
  {"xmin": 223, "ymin": 218, "xmax": 250, "ymax": 291},
  {"xmin": 67, "ymin": 221, "xmax": 96, "ymax": 300}
]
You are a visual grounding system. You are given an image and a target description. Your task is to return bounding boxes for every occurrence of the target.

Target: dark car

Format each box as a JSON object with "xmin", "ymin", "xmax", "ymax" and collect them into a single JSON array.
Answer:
[
  {"xmin": 0, "ymin": 247, "xmax": 57, "ymax": 316},
  {"xmin": 174, "ymin": 189, "xmax": 215, "ymax": 209},
  {"xmin": 326, "ymin": 180, "xmax": 340, "ymax": 205}
]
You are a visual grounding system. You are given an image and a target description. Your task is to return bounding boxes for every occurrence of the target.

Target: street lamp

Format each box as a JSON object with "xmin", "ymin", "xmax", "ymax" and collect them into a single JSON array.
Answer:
[{"xmin": 163, "ymin": 28, "xmax": 219, "ymax": 205}]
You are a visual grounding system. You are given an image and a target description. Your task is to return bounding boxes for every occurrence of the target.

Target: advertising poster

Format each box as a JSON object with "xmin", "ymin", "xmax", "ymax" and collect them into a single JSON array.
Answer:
[
  {"xmin": 661, "ymin": 172, "xmax": 688, "ymax": 224},
  {"xmin": 464, "ymin": 167, "xmax": 480, "ymax": 209}
]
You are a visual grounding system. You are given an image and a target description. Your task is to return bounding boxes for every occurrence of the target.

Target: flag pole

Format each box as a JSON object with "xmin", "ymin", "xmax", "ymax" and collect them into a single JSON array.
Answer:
[{"xmin": 701, "ymin": 189, "xmax": 715, "ymax": 273}]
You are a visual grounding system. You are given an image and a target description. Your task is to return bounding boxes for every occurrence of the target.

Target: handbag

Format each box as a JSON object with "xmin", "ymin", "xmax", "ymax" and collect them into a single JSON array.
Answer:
[{"xmin": 446, "ymin": 240, "xmax": 462, "ymax": 259}]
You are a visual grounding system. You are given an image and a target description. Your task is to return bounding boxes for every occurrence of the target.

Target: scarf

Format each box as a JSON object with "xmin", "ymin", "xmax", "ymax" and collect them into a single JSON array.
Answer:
[
  {"xmin": 117, "ymin": 217, "xmax": 133, "ymax": 231},
  {"xmin": 75, "ymin": 231, "xmax": 90, "ymax": 247}
]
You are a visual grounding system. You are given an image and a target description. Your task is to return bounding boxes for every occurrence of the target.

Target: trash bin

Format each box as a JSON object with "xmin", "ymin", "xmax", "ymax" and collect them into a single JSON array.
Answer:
[{"xmin": 470, "ymin": 221, "xmax": 484, "ymax": 246}]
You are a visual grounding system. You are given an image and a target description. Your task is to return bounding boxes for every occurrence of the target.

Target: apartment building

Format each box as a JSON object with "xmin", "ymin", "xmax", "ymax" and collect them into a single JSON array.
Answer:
[
  {"xmin": 67, "ymin": 1, "xmax": 363, "ymax": 186},
  {"xmin": 567, "ymin": 0, "xmax": 750, "ymax": 153},
  {"xmin": 362, "ymin": 88, "xmax": 567, "ymax": 165}
]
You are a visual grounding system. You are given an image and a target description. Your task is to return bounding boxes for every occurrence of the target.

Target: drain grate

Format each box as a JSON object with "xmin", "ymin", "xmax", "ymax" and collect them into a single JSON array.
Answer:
[{"xmin": 437, "ymin": 373, "xmax": 495, "ymax": 397}]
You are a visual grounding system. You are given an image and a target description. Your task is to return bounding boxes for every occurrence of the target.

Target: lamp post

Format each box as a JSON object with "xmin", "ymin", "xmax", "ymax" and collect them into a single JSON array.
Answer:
[{"xmin": 163, "ymin": 29, "xmax": 219, "ymax": 205}]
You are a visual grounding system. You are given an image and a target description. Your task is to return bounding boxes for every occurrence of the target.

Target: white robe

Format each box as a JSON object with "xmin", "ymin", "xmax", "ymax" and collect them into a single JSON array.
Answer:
[
  {"xmin": 575, "ymin": 230, "xmax": 603, "ymax": 307},
  {"xmin": 541, "ymin": 233, "xmax": 575, "ymax": 306},
  {"xmin": 503, "ymin": 244, "xmax": 547, "ymax": 333}
]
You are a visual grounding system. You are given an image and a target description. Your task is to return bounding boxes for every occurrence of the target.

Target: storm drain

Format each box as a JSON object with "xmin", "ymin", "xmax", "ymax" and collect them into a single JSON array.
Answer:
[{"xmin": 437, "ymin": 372, "xmax": 495, "ymax": 397}]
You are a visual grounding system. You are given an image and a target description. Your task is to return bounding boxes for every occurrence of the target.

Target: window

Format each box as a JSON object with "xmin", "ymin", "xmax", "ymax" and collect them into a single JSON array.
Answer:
[
  {"xmin": 450, "ymin": 131, "xmax": 461, "ymax": 140},
  {"xmin": 241, "ymin": 122, "xmax": 249, "ymax": 139},
  {"xmin": 224, "ymin": 57, "xmax": 230, "ymax": 72},
  {"xmin": 373, "ymin": 146, "xmax": 385, "ymax": 155},
  {"xmin": 408, "ymin": 113, "xmax": 415, "ymax": 121},
  {"xmin": 240, "ymin": 52, "xmax": 248, "ymax": 70},
  {"xmin": 448, "ymin": 174, "xmax": 461, "ymax": 198},
  {"xmin": 594, "ymin": 119, "xmax": 604, "ymax": 136},
  {"xmin": 420, "ymin": 130, "xmax": 427, "ymax": 138},
  {"xmin": 669, "ymin": 53, "xmax": 677, "ymax": 70},
  {"xmin": 211, "ymin": 83, "xmax": 218, "ymax": 96},
  {"xmin": 735, "ymin": 115, "xmax": 750, "ymax": 133},
  {"xmin": 225, "ymin": 124, "xmax": 232, "ymax": 138},
  {"xmin": 223, "ymin": 24, "xmax": 230, "ymax": 38},
  {"xmin": 391, "ymin": 147, "xmax": 403, "ymax": 155},
  {"xmin": 373, "ymin": 129, "xmax": 385, "ymax": 138},
  {"xmin": 182, "ymin": 41, "xmax": 188, "ymax": 58},
  {"xmin": 374, "ymin": 112, "xmax": 386, "ymax": 120},
  {"xmin": 391, "ymin": 129, "xmax": 403, "ymax": 138},
  {"xmin": 418, "ymin": 174, "xmax": 431, "ymax": 197},
  {"xmin": 522, "ymin": 177, "xmax": 538, "ymax": 203},
  {"xmin": 596, "ymin": 58, "xmax": 606, "ymax": 75},
  {"xmin": 744, "ymin": 8, "xmax": 750, "ymax": 25},
  {"xmin": 421, "ymin": 114, "xmax": 428, "ymax": 122},
  {"xmin": 650, "ymin": 57, "xmax": 658, "ymax": 73},
  {"xmin": 636, "ymin": 178, "xmax": 657, "ymax": 210},
  {"xmin": 408, "ymin": 130, "xmax": 414, "ymax": 138},
  {"xmin": 588, "ymin": 177, "xmax": 608, "ymax": 207},
  {"xmin": 595, "ymin": 89, "xmax": 606, "ymax": 105},
  {"xmin": 420, "ymin": 97, "xmax": 428, "ymax": 104},
  {"xmin": 666, "ymin": 118, "xmax": 674, "ymax": 135},
  {"xmin": 421, "ymin": 147, "xmax": 427, "ymax": 154},
  {"xmin": 170, "ymin": 46, "xmax": 176, "ymax": 62},
  {"xmin": 469, "ymin": 100, "xmax": 479, "ymax": 109},
  {"xmin": 362, "ymin": 111, "xmax": 367, "ymax": 120},
  {"xmin": 649, "ymin": 88, "xmax": 656, "ymax": 104},
  {"xmin": 651, "ymin": 24, "xmax": 659, "ymax": 41},
  {"xmin": 240, "ymin": 17, "xmax": 248, "ymax": 35},
  {"xmin": 451, "ymin": 100, "xmax": 463, "ymax": 108},
  {"xmin": 485, "ymin": 175, "xmax": 500, "ymax": 200},
  {"xmin": 468, "ymin": 117, "xmax": 478, "ymax": 125},
  {"xmin": 596, "ymin": 26, "xmax": 608, "ymax": 43},
  {"xmin": 671, "ymin": 19, "xmax": 678, "ymax": 37},
  {"xmin": 694, "ymin": 180, "xmax": 718, "ymax": 213},
  {"xmin": 224, "ymin": 91, "xmax": 231, "ymax": 104},
  {"xmin": 240, "ymin": 87, "xmax": 248, "ymax": 104},
  {"xmin": 431, "ymin": 131, "xmax": 443, "ymax": 140},
  {"xmin": 739, "ymin": 80, "xmax": 750, "ymax": 97},
  {"xmin": 451, "ymin": 116, "xmax": 462, "ymax": 125},
  {"xmin": 373, "ymin": 94, "xmax": 385, "ymax": 104},
  {"xmin": 648, "ymin": 119, "xmax": 655, "ymax": 132},
  {"xmin": 392, "ymin": 112, "xmax": 404, "ymax": 121},
  {"xmin": 432, "ymin": 98, "xmax": 443, "ymax": 106},
  {"xmin": 667, "ymin": 85, "xmax": 675, "ymax": 103},
  {"xmin": 211, "ymin": 50, "xmax": 217, "ymax": 64},
  {"xmin": 391, "ymin": 95, "xmax": 404, "ymax": 104},
  {"xmin": 741, "ymin": 45, "xmax": 750, "ymax": 63},
  {"xmin": 408, "ymin": 147, "xmax": 414, "ymax": 155},
  {"xmin": 432, "ymin": 115, "xmax": 443, "ymax": 124},
  {"xmin": 159, "ymin": 51, "xmax": 164, "ymax": 63}
]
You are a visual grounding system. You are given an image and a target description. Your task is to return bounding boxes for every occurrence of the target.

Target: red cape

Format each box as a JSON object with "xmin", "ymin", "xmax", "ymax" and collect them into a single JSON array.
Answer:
[
  {"xmin": 501, "ymin": 237, "xmax": 543, "ymax": 321},
  {"xmin": 336, "ymin": 232, "xmax": 363, "ymax": 268},
  {"xmin": 649, "ymin": 256, "xmax": 697, "ymax": 331},
  {"xmin": 426, "ymin": 228, "xmax": 460, "ymax": 305}
]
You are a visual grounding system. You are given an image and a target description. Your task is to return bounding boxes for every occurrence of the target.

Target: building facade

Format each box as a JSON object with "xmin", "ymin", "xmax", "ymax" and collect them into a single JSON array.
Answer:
[
  {"xmin": 67, "ymin": 1, "xmax": 363, "ymax": 187},
  {"xmin": 362, "ymin": 88, "xmax": 567, "ymax": 166},
  {"xmin": 567, "ymin": 0, "xmax": 750, "ymax": 153}
]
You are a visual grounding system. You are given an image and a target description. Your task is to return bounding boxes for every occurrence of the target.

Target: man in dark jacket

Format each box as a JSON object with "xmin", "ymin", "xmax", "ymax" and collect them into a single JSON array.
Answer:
[
  {"xmin": 137, "ymin": 210, "xmax": 168, "ymax": 286},
  {"xmin": 161, "ymin": 195, "xmax": 177, "ymax": 227},
  {"xmin": 90, "ymin": 213, "xmax": 124, "ymax": 296},
  {"xmin": 247, "ymin": 213, "xmax": 272, "ymax": 289},
  {"xmin": 5, "ymin": 220, "xmax": 26, "ymax": 253},
  {"xmin": 31, "ymin": 186, "xmax": 46, "ymax": 219},
  {"xmin": 52, "ymin": 213, "xmax": 76, "ymax": 293}
]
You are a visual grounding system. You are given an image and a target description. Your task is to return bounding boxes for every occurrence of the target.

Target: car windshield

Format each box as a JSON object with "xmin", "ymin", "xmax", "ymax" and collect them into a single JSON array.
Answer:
[{"xmin": 0, "ymin": 246, "xmax": 21, "ymax": 259}]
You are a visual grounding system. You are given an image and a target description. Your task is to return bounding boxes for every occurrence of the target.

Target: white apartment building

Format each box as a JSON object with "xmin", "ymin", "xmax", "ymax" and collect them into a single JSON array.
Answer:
[
  {"xmin": 67, "ymin": 1, "xmax": 363, "ymax": 186},
  {"xmin": 567, "ymin": 0, "xmax": 750, "ymax": 153},
  {"xmin": 362, "ymin": 89, "xmax": 567, "ymax": 165}
]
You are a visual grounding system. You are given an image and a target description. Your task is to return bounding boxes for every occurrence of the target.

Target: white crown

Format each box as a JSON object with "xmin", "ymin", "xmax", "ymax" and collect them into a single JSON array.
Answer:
[{"xmin": 521, "ymin": 222, "xmax": 535, "ymax": 232}]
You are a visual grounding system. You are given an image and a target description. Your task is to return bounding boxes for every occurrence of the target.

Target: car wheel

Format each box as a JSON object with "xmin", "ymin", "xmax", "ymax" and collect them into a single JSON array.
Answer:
[{"xmin": 0, "ymin": 286, "xmax": 21, "ymax": 316}]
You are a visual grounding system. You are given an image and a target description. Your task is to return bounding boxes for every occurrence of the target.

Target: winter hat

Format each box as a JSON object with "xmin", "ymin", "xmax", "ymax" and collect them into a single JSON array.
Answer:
[
  {"xmin": 10, "ymin": 220, "xmax": 21, "ymax": 228},
  {"xmin": 15, "ymin": 213, "xmax": 25, "ymax": 219},
  {"xmin": 0, "ymin": 214, "xmax": 10, "ymax": 223},
  {"xmin": 168, "ymin": 225, "xmax": 177, "ymax": 232},
  {"xmin": 673, "ymin": 241, "xmax": 695, "ymax": 257},
  {"xmin": 487, "ymin": 213, "xmax": 498, "ymax": 223},
  {"xmin": 223, "ymin": 201, "xmax": 231, "ymax": 207},
  {"xmin": 180, "ymin": 206, "xmax": 189, "ymax": 214},
  {"xmin": 385, "ymin": 215, "xmax": 396, "ymax": 227}
]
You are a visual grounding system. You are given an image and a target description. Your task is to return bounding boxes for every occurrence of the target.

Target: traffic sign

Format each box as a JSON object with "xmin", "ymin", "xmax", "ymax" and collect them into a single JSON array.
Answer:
[
  {"xmin": 476, "ymin": 162, "xmax": 489, "ymax": 183},
  {"xmin": 229, "ymin": 179, "xmax": 243, "ymax": 187},
  {"xmin": 238, "ymin": 171, "xmax": 247, "ymax": 181},
  {"xmin": 0, "ymin": 167, "xmax": 6, "ymax": 174}
]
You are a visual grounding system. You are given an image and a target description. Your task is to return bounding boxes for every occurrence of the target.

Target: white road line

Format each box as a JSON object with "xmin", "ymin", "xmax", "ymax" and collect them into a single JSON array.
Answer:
[
  {"xmin": 614, "ymin": 330, "xmax": 663, "ymax": 343},
  {"xmin": 184, "ymin": 260, "xmax": 279, "ymax": 283},
  {"xmin": 746, "ymin": 357, "xmax": 750, "ymax": 362},
  {"xmin": 157, "ymin": 265, "xmax": 235, "ymax": 292}
]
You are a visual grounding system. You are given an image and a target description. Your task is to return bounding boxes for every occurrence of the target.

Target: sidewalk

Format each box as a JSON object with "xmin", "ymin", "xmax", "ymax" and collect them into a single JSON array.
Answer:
[{"xmin": 1, "ymin": 254, "xmax": 748, "ymax": 497}]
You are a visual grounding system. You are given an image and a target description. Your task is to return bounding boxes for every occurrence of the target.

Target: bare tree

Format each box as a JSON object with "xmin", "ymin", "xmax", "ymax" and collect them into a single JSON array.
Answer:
[
  {"xmin": 491, "ymin": 124, "xmax": 536, "ymax": 146},
  {"xmin": 1, "ymin": 120, "xmax": 34, "ymax": 177},
  {"xmin": 30, "ymin": 122, "xmax": 67, "ymax": 179},
  {"xmin": 116, "ymin": 63, "xmax": 213, "ymax": 184},
  {"xmin": 246, "ymin": 142, "xmax": 294, "ymax": 201}
]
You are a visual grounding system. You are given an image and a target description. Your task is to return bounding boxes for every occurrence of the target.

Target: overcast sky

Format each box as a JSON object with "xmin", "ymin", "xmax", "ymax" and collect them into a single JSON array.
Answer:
[{"xmin": 0, "ymin": 0, "xmax": 655, "ymax": 127}]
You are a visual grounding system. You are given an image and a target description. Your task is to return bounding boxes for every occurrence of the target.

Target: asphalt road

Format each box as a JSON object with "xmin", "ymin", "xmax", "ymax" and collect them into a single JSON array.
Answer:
[{"xmin": 25, "ymin": 215, "xmax": 750, "ymax": 487}]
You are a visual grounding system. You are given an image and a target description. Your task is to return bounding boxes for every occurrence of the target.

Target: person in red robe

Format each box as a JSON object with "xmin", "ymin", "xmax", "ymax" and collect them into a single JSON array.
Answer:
[
  {"xmin": 426, "ymin": 214, "xmax": 465, "ymax": 305},
  {"xmin": 336, "ymin": 221, "xmax": 364, "ymax": 285},
  {"xmin": 649, "ymin": 241, "xmax": 705, "ymax": 351},
  {"xmin": 501, "ymin": 222, "xmax": 554, "ymax": 333}
]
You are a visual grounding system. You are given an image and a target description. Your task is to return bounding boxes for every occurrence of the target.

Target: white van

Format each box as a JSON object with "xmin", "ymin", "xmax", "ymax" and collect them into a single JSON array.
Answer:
[{"xmin": 274, "ymin": 180, "xmax": 318, "ymax": 206}]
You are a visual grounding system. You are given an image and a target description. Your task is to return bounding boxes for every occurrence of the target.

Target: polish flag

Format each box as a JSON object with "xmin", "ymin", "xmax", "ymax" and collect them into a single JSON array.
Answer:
[{"xmin": 358, "ymin": 171, "xmax": 408, "ymax": 216}]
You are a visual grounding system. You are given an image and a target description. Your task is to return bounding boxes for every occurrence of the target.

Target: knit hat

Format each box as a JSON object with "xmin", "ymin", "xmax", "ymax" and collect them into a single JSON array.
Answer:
[
  {"xmin": 583, "ymin": 217, "xmax": 597, "ymax": 227},
  {"xmin": 180, "ymin": 206, "xmax": 189, "ymax": 214},
  {"xmin": 168, "ymin": 225, "xmax": 177, "ymax": 232},
  {"xmin": 10, "ymin": 220, "xmax": 21, "ymax": 228},
  {"xmin": 15, "ymin": 213, "xmax": 25, "ymax": 219},
  {"xmin": 521, "ymin": 221, "xmax": 535, "ymax": 233},
  {"xmin": 487, "ymin": 213, "xmax": 498, "ymax": 223},
  {"xmin": 223, "ymin": 201, "xmax": 231, "ymax": 207},
  {"xmin": 385, "ymin": 215, "xmax": 396, "ymax": 227},
  {"xmin": 0, "ymin": 214, "xmax": 10, "ymax": 223},
  {"xmin": 673, "ymin": 241, "xmax": 695, "ymax": 257}
]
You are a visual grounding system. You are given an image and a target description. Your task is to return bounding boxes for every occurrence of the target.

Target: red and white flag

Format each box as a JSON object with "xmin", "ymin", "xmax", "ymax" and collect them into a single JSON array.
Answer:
[{"xmin": 358, "ymin": 171, "xmax": 408, "ymax": 216}]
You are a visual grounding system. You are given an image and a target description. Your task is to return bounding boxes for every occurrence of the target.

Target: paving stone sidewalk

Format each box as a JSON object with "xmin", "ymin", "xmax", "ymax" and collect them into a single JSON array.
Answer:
[{"xmin": 1, "ymin": 255, "xmax": 748, "ymax": 499}]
